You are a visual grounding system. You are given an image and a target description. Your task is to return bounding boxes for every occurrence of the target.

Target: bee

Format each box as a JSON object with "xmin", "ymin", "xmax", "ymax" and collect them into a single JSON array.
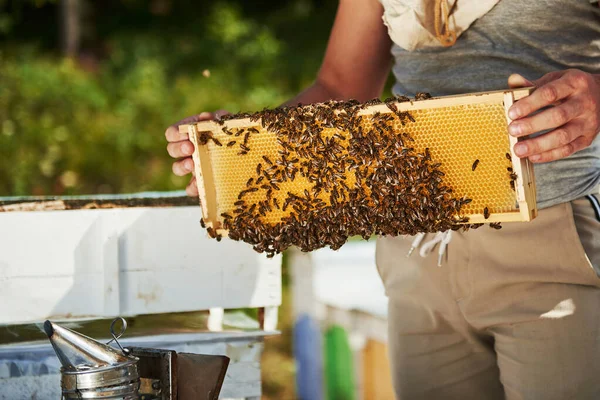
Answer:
[
  {"xmin": 200, "ymin": 218, "xmax": 206, "ymax": 228},
  {"xmin": 415, "ymin": 92, "xmax": 432, "ymax": 100},
  {"xmin": 405, "ymin": 112, "xmax": 416, "ymax": 123},
  {"xmin": 262, "ymin": 155, "xmax": 273, "ymax": 165},
  {"xmin": 385, "ymin": 101, "xmax": 398, "ymax": 113},
  {"xmin": 472, "ymin": 159, "xmax": 480, "ymax": 171},
  {"xmin": 509, "ymin": 172, "xmax": 518, "ymax": 181},
  {"xmin": 510, "ymin": 180, "xmax": 516, "ymax": 191},
  {"xmin": 507, "ymin": 167, "xmax": 513, "ymax": 172},
  {"xmin": 506, "ymin": 152, "xmax": 512, "ymax": 161},
  {"xmin": 402, "ymin": 132, "xmax": 415, "ymax": 142},
  {"xmin": 489, "ymin": 222, "xmax": 502, "ymax": 230},
  {"xmin": 240, "ymin": 144, "xmax": 250, "ymax": 152},
  {"xmin": 256, "ymin": 163, "xmax": 262, "ymax": 175},
  {"xmin": 211, "ymin": 137, "xmax": 222, "ymax": 147},
  {"xmin": 365, "ymin": 98, "xmax": 383, "ymax": 106},
  {"xmin": 246, "ymin": 177, "xmax": 254, "ymax": 187},
  {"xmin": 197, "ymin": 131, "xmax": 213, "ymax": 145},
  {"xmin": 483, "ymin": 207, "xmax": 490, "ymax": 219},
  {"xmin": 227, "ymin": 140, "xmax": 236, "ymax": 147}
]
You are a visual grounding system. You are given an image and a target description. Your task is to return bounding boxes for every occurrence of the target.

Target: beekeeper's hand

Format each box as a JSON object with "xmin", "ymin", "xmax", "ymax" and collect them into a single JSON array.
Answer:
[
  {"xmin": 507, "ymin": 70, "xmax": 600, "ymax": 163},
  {"xmin": 165, "ymin": 110, "xmax": 229, "ymax": 196}
]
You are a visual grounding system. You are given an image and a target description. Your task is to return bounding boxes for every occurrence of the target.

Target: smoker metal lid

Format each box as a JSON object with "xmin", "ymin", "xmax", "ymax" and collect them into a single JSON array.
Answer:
[{"xmin": 44, "ymin": 321, "xmax": 134, "ymax": 371}]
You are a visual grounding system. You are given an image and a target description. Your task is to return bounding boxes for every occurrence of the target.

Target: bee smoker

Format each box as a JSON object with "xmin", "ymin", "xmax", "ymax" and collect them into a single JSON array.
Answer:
[
  {"xmin": 44, "ymin": 318, "xmax": 230, "ymax": 400},
  {"xmin": 44, "ymin": 318, "xmax": 141, "ymax": 399}
]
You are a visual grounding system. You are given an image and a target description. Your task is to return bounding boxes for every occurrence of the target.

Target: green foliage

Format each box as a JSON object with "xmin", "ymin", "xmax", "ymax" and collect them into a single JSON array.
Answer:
[{"xmin": 0, "ymin": 0, "xmax": 336, "ymax": 196}]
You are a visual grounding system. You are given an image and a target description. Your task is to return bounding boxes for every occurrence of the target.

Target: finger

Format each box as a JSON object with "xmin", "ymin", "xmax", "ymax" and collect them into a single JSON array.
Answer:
[
  {"xmin": 172, "ymin": 157, "xmax": 195, "ymax": 176},
  {"xmin": 508, "ymin": 99, "xmax": 583, "ymax": 137},
  {"xmin": 508, "ymin": 76, "xmax": 574, "ymax": 120},
  {"xmin": 528, "ymin": 134, "xmax": 588, "ymax": 163},
  {"xmin": 531, "ymin": 70, "xmax": 567, "ymax": 88},
  {"xmin": 513, "ymin": 121, "xmax": 582, "ymax": 158},
  {"xmin": 167, "ymin": 140, "xmax": 195, "ymax": 158},
  {"xmin": 165, "ymin": 112, "xmax": 214, "ymax": 142},
  {"xmin": 508, "ymin": 74, "xmax": 534, "ymax": 88},
  {"xmin": 214, "ymin": 109, "xmax": 231, "ymax": 120},
  {"xmin": 186, "ymin": 176, "xmax": 199, "ymax": 197}
]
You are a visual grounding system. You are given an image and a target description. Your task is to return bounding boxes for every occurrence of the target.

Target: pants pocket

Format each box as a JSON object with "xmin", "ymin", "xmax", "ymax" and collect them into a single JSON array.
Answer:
[{"xmin": 568, "ymin": 194, "xmax": 600, "ymax": 283}]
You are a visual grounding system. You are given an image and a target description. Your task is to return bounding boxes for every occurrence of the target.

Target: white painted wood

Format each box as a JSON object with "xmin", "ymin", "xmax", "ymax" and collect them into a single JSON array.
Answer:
[
  {"xmin": 349, "ymin": 333, "xmax": 366, "ymax": 400},
  {"xmin": 312, "ymin": 242, "xmax": 387, "ymax": 319},
  {"xmin": 289, "ymin": 249, "xmax": 319, "ymax": 318},
  {"xmin": 209, "ymin": 308, "xmax": 225, "ymax": 331},
  {"xmin": 262, "ymin": 306, "xmax": 279, "ymax": 332},
  {"xmin": 0, "ymin": 207, "xmax": 282, "ymax": 325},
  {"xmin": 310, "ymin": 242, "xmax": 389, "ymax": 343}
]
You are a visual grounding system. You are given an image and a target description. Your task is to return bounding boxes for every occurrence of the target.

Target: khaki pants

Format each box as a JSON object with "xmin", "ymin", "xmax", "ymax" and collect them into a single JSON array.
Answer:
[{"xmin": 376, "ymin": 194, "xmax": 600, "ymax": 400}]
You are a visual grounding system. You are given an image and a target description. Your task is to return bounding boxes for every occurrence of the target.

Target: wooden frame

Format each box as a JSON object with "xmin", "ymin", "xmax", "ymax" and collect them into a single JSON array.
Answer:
[
  {"xmin": 504, "ymin": 91, "xmax": 538, "ymax": 221},
  {"xmin": 180, "ymin": 87, "xmax": 537, "ymax": 232}
]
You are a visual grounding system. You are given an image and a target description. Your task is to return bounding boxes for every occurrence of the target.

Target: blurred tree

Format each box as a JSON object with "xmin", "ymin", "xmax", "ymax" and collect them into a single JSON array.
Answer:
[
  {"xmin": 0, "ymin": 0, "xmax": 344, "ymax": 197},
  {"xmin": 59, "ymin": 0, "xmax": 80, "ymax": 56}
]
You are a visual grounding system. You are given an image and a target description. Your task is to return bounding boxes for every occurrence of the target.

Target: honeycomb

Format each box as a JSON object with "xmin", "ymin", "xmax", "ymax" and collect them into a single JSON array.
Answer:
[
  {"xmin": 360, "ymin": 104, "xmax": 516, "ymax": 215},
  {"xmin": 184, "ymin": 89, "xmax": 536, "ymax": 236}
]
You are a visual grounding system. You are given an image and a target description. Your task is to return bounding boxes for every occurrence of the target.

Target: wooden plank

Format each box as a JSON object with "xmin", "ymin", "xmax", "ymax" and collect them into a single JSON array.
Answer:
[
  {"xmin": 362, "ymin": 340, "xmax": 394, "ymax": 400},
  {"xmin": 294, "ymin": 315, "xmax": 324, "ymax": 400},
  {"xmin": 289, "ymin": 249, "xmax": 320, "ymax": 319},
  {"xmin": 503, "ymin": 92, "xmax": 538, "ymax": 221},
  {"xmin": 325, "ymin": 326, "xmax": 356, "ymax": 400},
  {"xmin": 0, "ymin": 207, "xmax": 282, "ymax": 325},
  {"xmin": 188, "ymin": 125, "xmax": 215, "ymax": 226},
  {"xmin": 178, "ymin": 88, "xmax": 532, "ymax": 133},
  {"xmin": 0, "ymin": 192, "xmax": 197, "ymax": 212}
]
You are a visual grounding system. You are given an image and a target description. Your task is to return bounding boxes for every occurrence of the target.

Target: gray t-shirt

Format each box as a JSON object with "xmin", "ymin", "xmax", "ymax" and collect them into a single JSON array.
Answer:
[{"xmin": 387, "ymin": 0, "xmax": 600, "ymax": 209}]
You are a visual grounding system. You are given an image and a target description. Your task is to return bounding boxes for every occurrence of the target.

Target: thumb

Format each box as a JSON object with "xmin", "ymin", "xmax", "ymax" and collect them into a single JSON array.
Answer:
[{"xmin": 508, "ymin": 74, "xmax": 534, "ymax": 88}]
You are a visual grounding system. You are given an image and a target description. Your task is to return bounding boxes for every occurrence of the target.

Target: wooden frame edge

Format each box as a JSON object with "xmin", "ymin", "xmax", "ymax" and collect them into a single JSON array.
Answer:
[
  {"xmin": 189, "ymin": 88, "xmax": 535, "ymax": 131},
  {"xmin": 503, "ymin": 90, "xmax": 538, "ymax": 221},
  {"xmin": 186, "ymin": 124, "xmax": 219, "ymax": 228}
]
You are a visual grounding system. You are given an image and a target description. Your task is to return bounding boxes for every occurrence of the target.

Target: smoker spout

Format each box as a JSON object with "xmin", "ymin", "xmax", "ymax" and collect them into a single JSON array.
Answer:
[{"xmin": 44, "ymin": 320, "xmax": 131, "ymax": 371}]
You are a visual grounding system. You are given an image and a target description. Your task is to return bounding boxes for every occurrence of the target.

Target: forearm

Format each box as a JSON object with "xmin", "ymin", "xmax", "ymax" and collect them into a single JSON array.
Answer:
[
  {"xmin": 283, "ymin": 78, "xmax": 349, "ymax": 107},
  {"xmin": 283, "ymin": 0, "xmax": 392, "ymax": 107},
  {"xmin": 283, "ymin": 69, "xmax": 389, "ymax": 107}
]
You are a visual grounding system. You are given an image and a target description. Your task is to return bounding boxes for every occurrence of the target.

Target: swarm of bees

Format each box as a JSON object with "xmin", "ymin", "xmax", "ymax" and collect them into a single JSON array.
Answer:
[{"xmin": 198, "ymin": 95, "xmax": 514, "ymax": 256}]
